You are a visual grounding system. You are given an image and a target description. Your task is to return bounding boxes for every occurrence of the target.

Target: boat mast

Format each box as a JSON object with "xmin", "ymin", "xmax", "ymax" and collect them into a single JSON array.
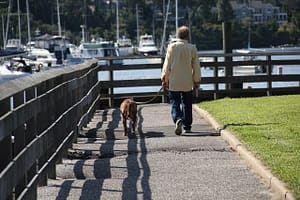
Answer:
[
  {"xmin": 4, "ymin": 0, "xmax": 12, "ymax": 48},
  {"xmin": 160, "ymin": 0, "xmax": 170, "ymax": 54},
  {"xmin": 56, "ymin": 0, "xmax": 62, "ymax": 37},
  {"xmin": 175, "ymin": 0, "xmax": 178, "ymax": 31},
  {"xmin": 80, "ymin": 25, "xmax": 86, "ymax": 43},
  {"xmin": 81, "ymin": 0, "xmax": 87, "ymax": 43},
  {"xmin": 247, "ymin": 0, "xmax": 251, "ymax": 49},
  {"xmin": 26, "ymin": 0, "xmax": 31, "ymax": 51},
  {"xmin": 1, "ymin": 15, "xmax": 4, "ymax": 47},
  {"xmin": 17, "ymin": 0, "xmax": 21, "ymax": 45},
  {"xmin": 116, "ymin": 0, "xmax": 119, "ymax": 43},
  {"xmin": 136, "ymin": 4, "xmax": 139, "ymax": 44}
]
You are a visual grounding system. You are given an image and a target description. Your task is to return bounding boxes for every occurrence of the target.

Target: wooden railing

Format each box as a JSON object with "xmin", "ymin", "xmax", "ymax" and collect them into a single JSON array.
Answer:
[
  {"xmin": 0, "ymin": 60, "xmax": 100, "ymax": 199},
  {"xmin": 98, "ymin": 51, "xmax": 300, "ymax": 106},
  {"xmin": 198, "ymin": 51, "xmax": 300, "ymax": 100}
]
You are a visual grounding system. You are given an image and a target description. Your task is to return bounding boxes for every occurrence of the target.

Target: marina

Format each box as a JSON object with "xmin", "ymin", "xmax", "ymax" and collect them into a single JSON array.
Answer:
[{"xmin": 1, "ymin": 47, "xmax": 300, "ymax": 90}]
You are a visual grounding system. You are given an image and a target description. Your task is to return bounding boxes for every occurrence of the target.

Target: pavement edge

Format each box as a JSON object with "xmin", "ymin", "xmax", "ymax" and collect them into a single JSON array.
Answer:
[{"xmin": 192, "ymin": 104, "xmax": 295, "ymax": 200}]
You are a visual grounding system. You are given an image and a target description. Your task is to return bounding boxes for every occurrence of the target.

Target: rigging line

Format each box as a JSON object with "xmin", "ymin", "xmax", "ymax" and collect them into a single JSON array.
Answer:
[
  {"xmin": 160, "ymin": 0, "xmax": 170, "ymax": 54},
  {"xmin": 4, "ymin": 0, "xmax": 12, "ymax": 47}
]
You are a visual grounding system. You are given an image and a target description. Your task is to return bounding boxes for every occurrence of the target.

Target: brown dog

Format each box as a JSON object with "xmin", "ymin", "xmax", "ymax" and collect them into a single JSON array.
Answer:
[{"xmin": 120, "ymin": 98, "xmax": 137, "ymax": 136}]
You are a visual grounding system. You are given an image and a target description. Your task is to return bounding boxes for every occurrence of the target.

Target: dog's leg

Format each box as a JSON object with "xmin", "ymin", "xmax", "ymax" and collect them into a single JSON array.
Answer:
[
  {"xmin": 129, "ymin": 102, "xmax": 137, "ymax": 134},
  {"xmin": 132, "ymin": 117, "xmax": 136, "ymax": 134},
  {"xmin": 122, "ymin": 114, "xmax": 128, "ymax": 136}
]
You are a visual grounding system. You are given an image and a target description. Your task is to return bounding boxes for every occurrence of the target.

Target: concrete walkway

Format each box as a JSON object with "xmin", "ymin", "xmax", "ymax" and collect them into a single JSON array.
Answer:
[{"xmin": 37, "ymin": 103, "xmax": 277, "ymax": 200}]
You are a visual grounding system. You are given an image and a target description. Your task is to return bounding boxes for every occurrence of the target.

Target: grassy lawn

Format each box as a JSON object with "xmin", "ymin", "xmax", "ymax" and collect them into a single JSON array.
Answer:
[{"xmin": 198, "ymin": 95, "xmax": 300, "ymax": 199}]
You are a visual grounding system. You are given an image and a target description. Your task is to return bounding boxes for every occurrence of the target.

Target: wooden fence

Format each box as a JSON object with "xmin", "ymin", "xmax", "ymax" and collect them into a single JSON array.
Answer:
[
  {"xmin": 98, "ymin": 51, "xmax": 300, "ymax": 106},
  {"xmin": 0, "ymin": 60, "xmax": 99, "ymax": 199},
  {"xmin": 199, "ymin": 51, "xmax": 300, "ymax": 99}
]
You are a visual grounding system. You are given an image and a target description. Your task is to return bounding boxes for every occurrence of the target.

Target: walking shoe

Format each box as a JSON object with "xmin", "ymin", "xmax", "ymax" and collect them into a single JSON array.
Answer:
[
  {"xmin": 184, "ymin": 129, "xmax": 192, "ymax": 133},
  {"xmin": 175, "ymin": 119, "xmax": 183, "ymax": 135}
]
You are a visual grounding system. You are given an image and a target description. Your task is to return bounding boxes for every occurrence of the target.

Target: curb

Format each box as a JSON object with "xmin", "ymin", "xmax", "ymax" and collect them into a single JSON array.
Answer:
[{"xmin": 193, "ymin": 104, "xmax": 294, "ymax": 200}]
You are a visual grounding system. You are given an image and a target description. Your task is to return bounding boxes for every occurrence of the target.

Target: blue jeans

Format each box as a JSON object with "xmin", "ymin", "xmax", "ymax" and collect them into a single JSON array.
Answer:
[{"xmin": 169, "ymin": 90, "xmax": 193, "ymax": 130}]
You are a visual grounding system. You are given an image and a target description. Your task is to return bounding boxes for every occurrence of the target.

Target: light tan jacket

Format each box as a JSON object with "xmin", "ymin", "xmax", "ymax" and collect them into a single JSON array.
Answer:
[{"xmin": 161, "ymin": 39, "xmax": 201, "ymax": 92}]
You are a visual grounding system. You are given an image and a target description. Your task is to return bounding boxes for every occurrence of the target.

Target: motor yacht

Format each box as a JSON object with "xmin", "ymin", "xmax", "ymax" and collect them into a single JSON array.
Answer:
[
  {"xmin": 115, "ymin": 37, "xmax": 135, "ymax": 56},
  {"xmin": 138, "ymin": 34, "xmax": 158, "ymax": 56}
]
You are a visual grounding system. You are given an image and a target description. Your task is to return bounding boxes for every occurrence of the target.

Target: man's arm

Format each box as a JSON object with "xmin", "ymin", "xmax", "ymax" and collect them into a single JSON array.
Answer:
[
  {"xmin": 161, "ymin": 48, "xmax": 172, "ymax": 88},
  {"xmin": 192, "ymin": 46, "xmax": 201, "ymax": 86}
]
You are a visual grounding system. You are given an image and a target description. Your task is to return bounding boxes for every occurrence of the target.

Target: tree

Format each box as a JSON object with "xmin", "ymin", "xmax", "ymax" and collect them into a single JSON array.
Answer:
[
  {"xmin": 217, "ymin": 0, "xmax": 234, "ymax": 53},
  {"xmin": 217, "ymin": 0, "xmax": 234, "ymax": 22},
  {"xmin": 1, "ymin": 0, "xmax": 299, "ymax": 50}
]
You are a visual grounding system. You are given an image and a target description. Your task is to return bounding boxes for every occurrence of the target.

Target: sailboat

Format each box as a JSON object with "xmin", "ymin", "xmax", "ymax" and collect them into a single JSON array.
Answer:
[
  {"xmin": 114, "ymin": 0, "xmax": 134, "ymax": 56},
  {"xmin": 74, "ymin": 0, "xmax": 120, "ymax": 60},
  {"xmin": 0, "ymin": 0, "xmax": 26, "ymax": 57},
  {"xmin": 160, "ymin": 0, "xmax": 180, "ymax": 54}
]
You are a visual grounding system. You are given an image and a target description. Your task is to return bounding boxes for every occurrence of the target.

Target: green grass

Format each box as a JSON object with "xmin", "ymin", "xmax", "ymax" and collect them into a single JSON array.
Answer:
[{"xmin": 198, "ymin": 95, "xmax": 300, "ymax": 199}]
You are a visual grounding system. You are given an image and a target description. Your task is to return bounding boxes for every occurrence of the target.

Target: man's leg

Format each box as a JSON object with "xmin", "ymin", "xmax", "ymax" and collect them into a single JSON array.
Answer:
[
  {"xmin": 182, "ymin": 90, "xmax": 193, "ymax": 131},
  {"xmin": 169, "ymin": 91, "xmax": 182, "ymax": 123}
]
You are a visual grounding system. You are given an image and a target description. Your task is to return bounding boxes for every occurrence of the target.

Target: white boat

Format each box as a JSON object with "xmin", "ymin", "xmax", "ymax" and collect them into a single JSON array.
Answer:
[
  {"xmin": 68, "ymin": 44, "xmax": 81, "ymax": 58},
  {"xmin": 2, "ymin": 57, "xmax": 39, "ymax": 73},
  {"xmin": 31, "ymin": 34, "xmax": 71, "ymax": 64},
  {"xmin": 115, "ymin": 37, "xmax": 134, "ymax": 56},
  {"xmin": 234, "ymin": 49, "xmax": 266, "ymax": 74},
  {"xmin": 1, "ymin": 39, "xmax": 26, "ymax": 56},
  {"xmin": 0, "ymin": 63, "xmax": 28, "ymax": 84},
  {"xmin": 27, "ymin": 47, "xmax": 57, "ymax": 67},
  {"xmin": 138, "ymin": 34, "xmax": 158, "ymax": 56},
  {"xmin": 5, "ymin": 39, "xmax": 25, "ymax": 50},
  {"xmin": 77, "ymin": 39, "xmax": 119, "ymax": 59},
  {"xmin": 167, "ymin": 34, "xmax": 177, "ymax": 44}
]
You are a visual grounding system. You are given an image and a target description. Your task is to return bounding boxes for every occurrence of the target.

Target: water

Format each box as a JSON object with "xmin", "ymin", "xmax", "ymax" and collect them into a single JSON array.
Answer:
[{"xmin": 0, "ymin": 64, "xmax": 28, "ymax": 84}]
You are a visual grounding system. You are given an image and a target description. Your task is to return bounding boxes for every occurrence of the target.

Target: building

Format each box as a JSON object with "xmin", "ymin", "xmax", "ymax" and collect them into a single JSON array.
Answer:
[{"xmin": 230, "ymin": 1, "xmax": 288, "ymax": 24}]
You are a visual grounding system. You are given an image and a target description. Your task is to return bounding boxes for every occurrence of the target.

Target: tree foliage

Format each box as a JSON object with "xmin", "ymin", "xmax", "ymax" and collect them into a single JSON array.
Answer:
[
  {"xmin": 217, "ymin": 0, "xmax": 234, "ymax": 22},
  {"xmin": 0, "ymin": 0, "xmax": 299, "ymax": 50}
]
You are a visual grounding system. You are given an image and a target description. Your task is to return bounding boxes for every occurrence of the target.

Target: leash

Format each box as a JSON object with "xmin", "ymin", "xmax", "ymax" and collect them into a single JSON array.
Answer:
[
  {"xmin": 134, "ymin": 86, "xmax": 167, "ymax": 105},
  {"xmin": 132, "ymin": 85, "xmax": 199, "ymax": 105}
]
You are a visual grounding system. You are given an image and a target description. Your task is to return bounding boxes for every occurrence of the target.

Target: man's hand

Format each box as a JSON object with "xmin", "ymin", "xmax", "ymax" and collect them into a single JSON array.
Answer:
[
  {"xmin": 194, "ymin": 82, "xmax": 200, "ymax": 89},
  {"xmin": 162, "ymin": 81, "xmax": 168, "ymax": 89}
]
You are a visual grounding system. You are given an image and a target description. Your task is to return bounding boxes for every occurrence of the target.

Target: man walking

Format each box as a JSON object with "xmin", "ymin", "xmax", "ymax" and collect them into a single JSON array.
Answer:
[{"xmin": 161, "ymin": 25, "xmax": 201, "ymax": 135}]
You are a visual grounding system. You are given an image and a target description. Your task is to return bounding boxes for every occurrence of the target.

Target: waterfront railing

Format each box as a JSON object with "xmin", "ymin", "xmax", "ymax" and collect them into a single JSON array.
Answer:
[
  {"xmin": 0, "ymin": 60, "xmax": 99, "ymax": 199},
  {"xmin": 99, "ymin": 51, "xmax": 300, "ymax": 106}
]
